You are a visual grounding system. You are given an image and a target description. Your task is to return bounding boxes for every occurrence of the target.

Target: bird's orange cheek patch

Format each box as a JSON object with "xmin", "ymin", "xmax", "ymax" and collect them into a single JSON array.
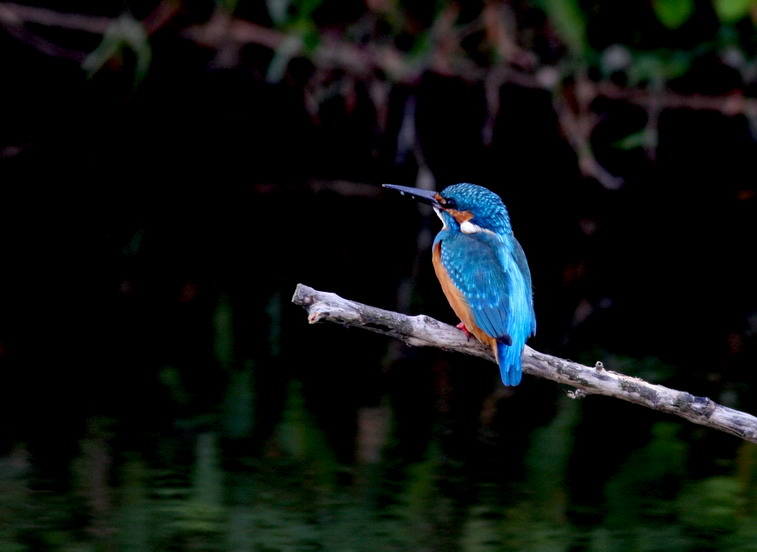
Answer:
[{"xmin": 447, "ymin": 209, "xmax": 473, "ymax": 224}]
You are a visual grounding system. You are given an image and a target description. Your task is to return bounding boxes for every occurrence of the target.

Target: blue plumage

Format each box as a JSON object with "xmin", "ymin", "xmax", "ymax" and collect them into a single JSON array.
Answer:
[{"xmin": 384, "ymin": 182, "xmax": 536, "ymax": 386}]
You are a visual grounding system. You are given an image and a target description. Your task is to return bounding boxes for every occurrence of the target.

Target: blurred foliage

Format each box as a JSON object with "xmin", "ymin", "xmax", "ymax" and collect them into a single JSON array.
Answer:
[
  {"xmin": 537, "ymin": 0, "xmax": 589, "ymax": 56},
  {"xmin": 653, "ymin": 0, "xmax": 696, "ymax": 29},
  {"xmin": 239, "ymin": 0, "xmax": 757, "ymax": 88},
  {"xmin": 82, "ymin": 14, "xmax": 151, "ymax": 85},
  {"xmin": 714, "ymin": 0, "xmax": 757, "ymax": 23}
]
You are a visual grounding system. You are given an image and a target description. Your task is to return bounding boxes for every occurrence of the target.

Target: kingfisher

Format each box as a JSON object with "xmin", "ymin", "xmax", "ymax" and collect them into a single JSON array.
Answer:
[{"xmin": 383, "ymin": 183, "xmax": 536, "ymax": 386}]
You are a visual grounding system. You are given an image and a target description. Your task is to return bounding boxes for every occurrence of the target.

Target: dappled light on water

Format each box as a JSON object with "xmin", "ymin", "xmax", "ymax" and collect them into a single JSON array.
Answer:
[{"xmin": 3, "ymin": 389, "xmax": 757, "ymax": 551}]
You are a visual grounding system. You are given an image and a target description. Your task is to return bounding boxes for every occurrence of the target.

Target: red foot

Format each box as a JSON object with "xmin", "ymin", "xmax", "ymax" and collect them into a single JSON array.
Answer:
[{"xmin": 456, "ymin": 322, "xmax": 472, "ymax": 340}]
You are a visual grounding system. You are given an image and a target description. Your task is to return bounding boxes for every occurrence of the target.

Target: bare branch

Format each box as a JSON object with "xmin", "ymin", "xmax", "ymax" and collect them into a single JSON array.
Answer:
[
  {"xmin": 292, "ymin": 283, "xmax": 757, "ymax": 444},
  {"xmin": 0, "ymin": 3, "xmax": 112, "ymax": 33}
]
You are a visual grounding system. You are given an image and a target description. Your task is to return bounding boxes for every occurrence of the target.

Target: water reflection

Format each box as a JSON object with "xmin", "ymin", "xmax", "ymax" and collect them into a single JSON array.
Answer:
[{"xmin": 3, "ymin": 396, "xmax": 757, "ymax": 552}]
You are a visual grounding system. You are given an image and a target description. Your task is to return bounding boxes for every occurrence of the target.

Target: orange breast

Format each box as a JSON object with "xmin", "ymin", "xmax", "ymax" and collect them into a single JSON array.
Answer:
[{"xmin": 432, "ymin": 242, "xmax": 497, "ymax": 355}]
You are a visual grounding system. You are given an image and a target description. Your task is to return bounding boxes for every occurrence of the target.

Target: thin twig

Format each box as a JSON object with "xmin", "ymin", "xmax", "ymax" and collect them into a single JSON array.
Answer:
[
  {"xmin": 292, "ymin": 283, "xmax": 757, "ymax": 444},
  {"xmin": 0, "ymin": 3, "xmax": 112, "ymax": 33}
]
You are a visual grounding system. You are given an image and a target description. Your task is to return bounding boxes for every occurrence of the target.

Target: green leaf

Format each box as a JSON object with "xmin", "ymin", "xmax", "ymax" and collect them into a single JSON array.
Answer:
[
  {"xmin": 713, "ymin": 0, "xmax": 755, "ymax": 23},
  {"xmin": 82, "ymin": 14, "xmax": 151, "ymax": 85},
  {"xmin": 266, "ymin": 35, "xmax": 302, "ymax": 83},
  {"xmin": 626, "ymin": 50, "xmax": 693, "ymax": 85},
  {"xmin": 653, "ymin": 0, "xmax": 695, "ymax": 28},
  {"xmin": 613, "ymin": 130, "xmax": 646, "ymax": 151},
  {"xmin": 266, "ymin": 0, "xmax": 291, "ymax": 26},
  {"xmin": 82, "ymin": 21, "xmax": 124, "ymax": 77},
  {"xmin": 542, "ymin": 0, "xmax": 588, "ymax": 56},
  {"xmin": 612, "ymin": 129, "xmax": 657, "ymax": 151},
  {"xmin": 119, "ymin": 15, "xmax": 151, "ymax": 84}
]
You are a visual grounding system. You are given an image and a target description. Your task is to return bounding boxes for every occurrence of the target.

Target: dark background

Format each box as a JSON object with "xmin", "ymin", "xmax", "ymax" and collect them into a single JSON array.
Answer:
[{"xmin": 1, "ymin": 0, "xmax": 756, "ymax": 550}]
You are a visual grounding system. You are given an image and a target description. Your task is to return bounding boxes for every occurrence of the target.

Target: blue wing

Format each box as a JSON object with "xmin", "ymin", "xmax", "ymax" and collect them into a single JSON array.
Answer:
[
  {"xmin": 440, "ymin": 232, "xmax": 509, "ymax": 339},
  {"xmin": 438, "ymin": 231, "xmax": 535, "ymax": 385}
]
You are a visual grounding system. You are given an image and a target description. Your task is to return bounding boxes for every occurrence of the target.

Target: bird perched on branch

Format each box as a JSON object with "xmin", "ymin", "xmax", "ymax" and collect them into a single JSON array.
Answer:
[{"xmin": 383, "ymin": 183, "xmax": 536, "ymax": 386}]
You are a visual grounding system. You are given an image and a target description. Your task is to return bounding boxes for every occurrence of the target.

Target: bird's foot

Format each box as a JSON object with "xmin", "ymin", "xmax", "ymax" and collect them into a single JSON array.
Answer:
[{"xmin": 456, "ymin": 322, "xmax": 472, "ymax": 340}]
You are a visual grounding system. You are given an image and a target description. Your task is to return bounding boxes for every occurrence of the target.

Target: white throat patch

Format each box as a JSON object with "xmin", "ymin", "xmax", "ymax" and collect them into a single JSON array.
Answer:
[
  {"xmin": 460, "ymin": 220, "xmax": 495, "ymax": 235},
  {"xmin": 434, "ymin": 207, "xmax": 448, "ymax": 230}
]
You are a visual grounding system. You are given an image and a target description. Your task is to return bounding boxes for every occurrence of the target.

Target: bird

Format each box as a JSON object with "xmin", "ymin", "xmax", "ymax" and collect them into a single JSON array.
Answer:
[{"xmin": 383, "ymin": 182, "xmax": 536, "ymax": 386}]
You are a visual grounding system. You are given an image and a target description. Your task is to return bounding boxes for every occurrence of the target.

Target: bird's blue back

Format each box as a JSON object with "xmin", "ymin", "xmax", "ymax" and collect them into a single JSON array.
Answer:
[{"xmin": 433, "ymin": 184, "xmax": 536, "ymax": 385}]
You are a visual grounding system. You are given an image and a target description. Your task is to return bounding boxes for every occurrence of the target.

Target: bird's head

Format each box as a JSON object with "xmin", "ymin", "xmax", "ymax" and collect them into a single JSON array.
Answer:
[{"xmin": 383, "ymin": 182, "xmax": 512, "ymax": 236}]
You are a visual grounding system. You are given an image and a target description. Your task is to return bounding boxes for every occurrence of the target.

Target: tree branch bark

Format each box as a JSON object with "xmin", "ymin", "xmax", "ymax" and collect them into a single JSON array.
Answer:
[{"xmin": 292, "ymin": 283, "xmax": 757, "ymax": 444}]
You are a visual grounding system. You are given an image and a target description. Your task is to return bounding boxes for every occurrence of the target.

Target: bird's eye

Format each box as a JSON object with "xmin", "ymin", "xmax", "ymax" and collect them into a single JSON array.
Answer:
[{"xmin": 445, "ymin": 198, "xmax": 457, "ymax": 209}]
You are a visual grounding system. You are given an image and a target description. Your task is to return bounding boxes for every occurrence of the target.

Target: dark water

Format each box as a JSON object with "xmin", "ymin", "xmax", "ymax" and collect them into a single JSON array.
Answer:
[{"xmin": 3, "ymin": 387, "xmax": 757, "ymax": 552}]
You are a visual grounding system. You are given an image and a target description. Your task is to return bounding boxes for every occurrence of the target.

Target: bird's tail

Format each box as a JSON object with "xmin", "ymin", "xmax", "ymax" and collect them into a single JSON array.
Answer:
[{"xmin": 496, "ymin": 340, "xmax": 522, "ymax": 386}]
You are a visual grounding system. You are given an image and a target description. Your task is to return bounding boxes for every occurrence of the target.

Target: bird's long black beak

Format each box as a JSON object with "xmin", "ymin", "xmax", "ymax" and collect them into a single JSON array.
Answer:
[{"xmin": 382, "ymin": 184, "xmax": 442, "ymax": 208}]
